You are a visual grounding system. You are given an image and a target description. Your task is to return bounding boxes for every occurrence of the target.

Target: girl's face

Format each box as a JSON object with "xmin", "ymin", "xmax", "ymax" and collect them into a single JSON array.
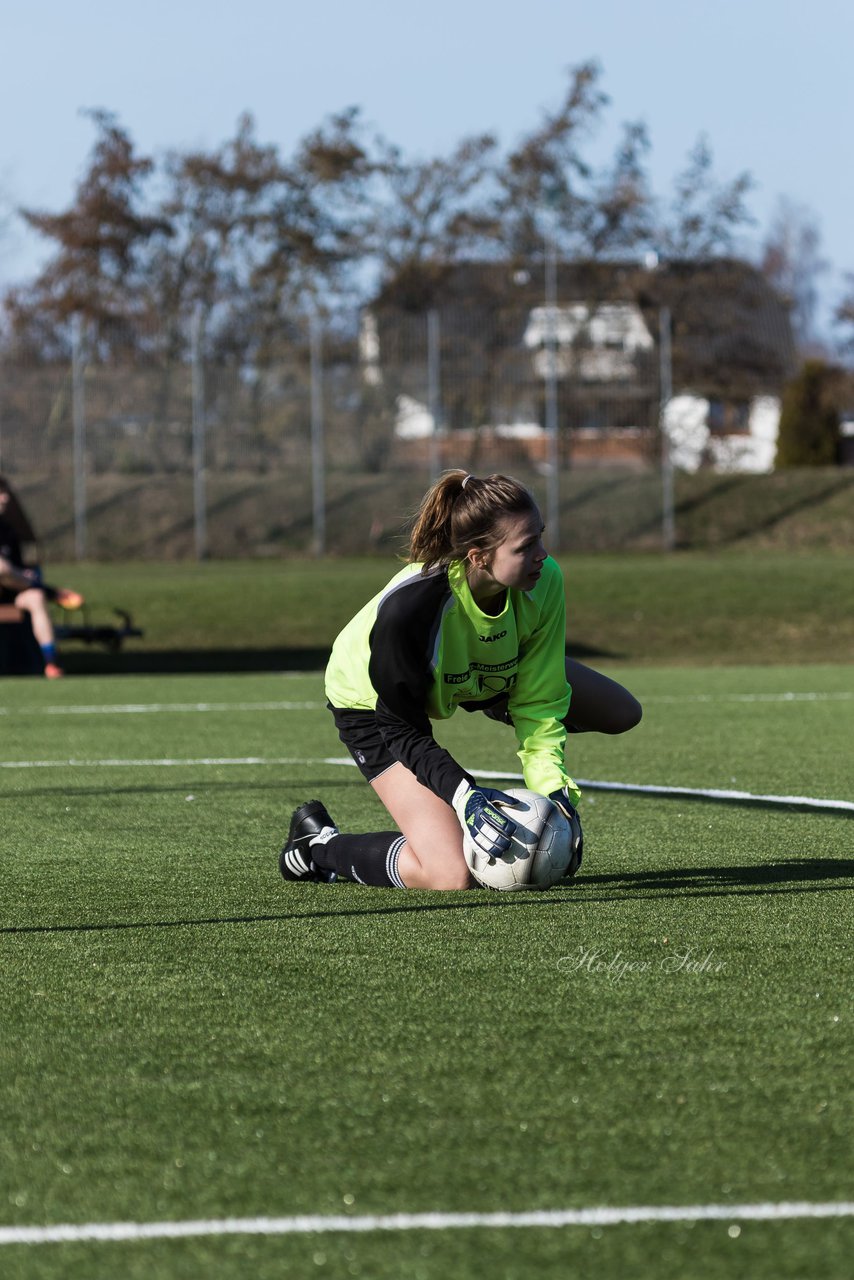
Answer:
[{"xmin": 468, "ymin": 507, "xmax": 547, "ymax": 597}]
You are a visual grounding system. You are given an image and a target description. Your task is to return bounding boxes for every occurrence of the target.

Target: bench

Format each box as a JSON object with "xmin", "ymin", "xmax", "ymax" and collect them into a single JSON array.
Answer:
[
  {"xmin": 1, "ymin": 598, "xmax": 144, "ymax": 675},
  {"xmin": 0, "ymin": 602, "xmax": 44, "ymax": 674}
]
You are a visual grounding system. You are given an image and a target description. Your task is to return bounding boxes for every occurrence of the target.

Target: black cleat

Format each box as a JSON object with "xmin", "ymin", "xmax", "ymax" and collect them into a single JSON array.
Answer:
[{"xmin": 279, "ymin": 800, "xmax": 339, "ymax": 882}]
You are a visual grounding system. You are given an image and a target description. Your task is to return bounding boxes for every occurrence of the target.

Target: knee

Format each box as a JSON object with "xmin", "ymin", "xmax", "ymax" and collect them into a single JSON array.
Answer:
[
  {"xmin": 616, "ymin": 695, "xmax": 643, "ymax": 733},
  {"xmin": 14, "ymin": 587, "xmax": 45, "ymax": 611},
  {"xmin": 604, "ymin": 696, "xmax": 645, "ymax": 737},
  {"xmin": 569, "ymin": 693, "xmax": 642, "ymax": 735}
]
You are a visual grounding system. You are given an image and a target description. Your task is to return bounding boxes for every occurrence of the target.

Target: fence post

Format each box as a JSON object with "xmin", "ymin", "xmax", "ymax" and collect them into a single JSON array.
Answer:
[
  {"xmin": 71, "ymin": 313, "xmax": 87, "ymax": 560},
  {"xmin": 310, "ymin": 313, "xmax": 325, "ymax": 556},
  {"xmin": 191, "ymin": 303, "xmax": 207, "ymax": 560},
  {"xmin": 427, "ymin": 309, "xmax": 442, "ymax": 481},
  {"xmin": 659, "ymin": 306, "xmax": 675, "ymax": 551},
  {"xmin": 544, "ymin": 239, "xmax": 560, "ymax": 551}
]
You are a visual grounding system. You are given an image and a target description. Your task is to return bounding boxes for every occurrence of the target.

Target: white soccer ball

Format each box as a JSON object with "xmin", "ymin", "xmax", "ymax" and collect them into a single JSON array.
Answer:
[{"xmin": 464, "ymin": 787, "xmax": 580, "ymax": 891}]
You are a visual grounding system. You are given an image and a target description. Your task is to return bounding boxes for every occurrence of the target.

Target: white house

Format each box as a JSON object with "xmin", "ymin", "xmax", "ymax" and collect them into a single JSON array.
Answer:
[
  {"xmin": 523, "ymin": 301, "xmax": 655, "ymax": 381},
  {"xmin": 364, "ymin": 259, "xmax": 797, "ymax": 472},
  {"xmin": 664, "ymin": 394, "xmax": 781, "ymax": 473}
]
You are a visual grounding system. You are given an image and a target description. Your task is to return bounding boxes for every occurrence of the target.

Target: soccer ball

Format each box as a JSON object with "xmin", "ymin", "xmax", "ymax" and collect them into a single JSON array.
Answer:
[{"xmin": 464, "ymin": 787, "xmax": 581, "ymax": 891}]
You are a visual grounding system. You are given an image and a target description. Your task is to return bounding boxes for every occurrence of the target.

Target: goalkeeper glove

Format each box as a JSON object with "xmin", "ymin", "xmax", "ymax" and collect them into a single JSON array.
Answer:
[
  {"xmin": 453, "ymin": 783, "xmax": 522, "ymax": 860},
  {"xmin": 547, "ymin": 788, "xmax": 584, "ymax": 870}
]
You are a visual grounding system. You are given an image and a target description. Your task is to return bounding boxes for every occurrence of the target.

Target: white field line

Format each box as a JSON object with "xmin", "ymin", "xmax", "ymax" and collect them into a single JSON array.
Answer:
[
  {"xmin": 643, "ymin": 691, "xmax": 853, "ymax": 705},
  {"xmin": 0, "ymin": 753, "xmax": 851, "ymax": 813},
  {"xmin": 0, "ymin": 691, "xmax": 851, "ymax": 717},
  {"xmin": 2, "ymin": 1201, "xmax": 853, "ymax": 1246},
  {"xmin": 0, "ymin": 756, "xmax": 336, "ymax": 770},
  {"xmin": 476, "ymin": 770, "xmax": 854, "ymax": 813},
  {"xmin": 0, "ymin": 701, "xmax": 324, "ymax": 716}
]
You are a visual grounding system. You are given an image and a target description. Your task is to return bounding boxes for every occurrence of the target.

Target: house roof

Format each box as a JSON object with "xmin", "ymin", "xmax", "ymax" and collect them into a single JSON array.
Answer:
[{"xmin": 371, "ymin": 258, "xmax": 797, "ymax": 398}]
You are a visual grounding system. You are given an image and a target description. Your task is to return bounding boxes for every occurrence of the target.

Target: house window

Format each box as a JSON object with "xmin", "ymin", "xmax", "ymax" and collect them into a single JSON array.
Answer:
[{"xmin": 707, "ymin": 400, "xmax": 750, "ymax": 435}]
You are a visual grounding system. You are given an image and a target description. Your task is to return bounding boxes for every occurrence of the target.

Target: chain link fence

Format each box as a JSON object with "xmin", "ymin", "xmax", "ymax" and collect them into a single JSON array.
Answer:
[{"xmin": 0, "ymin": 301, "xmax": 673, "ymax": 560}]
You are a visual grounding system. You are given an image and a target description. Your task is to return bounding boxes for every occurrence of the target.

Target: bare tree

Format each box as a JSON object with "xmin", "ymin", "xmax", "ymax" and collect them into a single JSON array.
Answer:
[
  {"xmin": 251, "ymin": 106, "xmax": 375, "ymax": 340},
  {"xmin": 586, "ymin": 119, "xmax": 654, "ymax": 255},
  {"xmin": 657, "ymin": 135, "xmax": 754, "ymax": 260},
  {"xmin": 760, "ymin": 197, "xmax": 827, "ymax": 350},
  {"xmin": 833, "ymin": 275, "xmax": 854, "ymax": 361},
  {"xmin": 150, "ymin": 109, "xmax": 374, "ymax": 363},
  {"xmin": 5, "ymin": 110, "xmax": 167, "ymax": 357},
  {"xmin": 365, "ymin": 131, "xmax": 499, "ymax": 284},
  {"xmin": 492, "ymin": 60, "xmax": 611, "ymax": 259},
  {"xmin": 150, "ymin": 113, "xmax": 286, "ymax": 361},
  {"xmin": 366, "ymin": 62, "xmax": 657, "ymax": 303},
  {"xmin": 0, "ymin": 176, "xmax": 15, "ymax": 277},
  {"xmin": 0, "ymin": 68, "xmax": 765, "ymax": 366}
]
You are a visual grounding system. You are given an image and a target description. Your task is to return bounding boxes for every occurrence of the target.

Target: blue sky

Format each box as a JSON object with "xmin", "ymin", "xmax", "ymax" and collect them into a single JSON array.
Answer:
[{"xmin": 2, "ymin": 0, "xmax": 852, "ymax": 332}]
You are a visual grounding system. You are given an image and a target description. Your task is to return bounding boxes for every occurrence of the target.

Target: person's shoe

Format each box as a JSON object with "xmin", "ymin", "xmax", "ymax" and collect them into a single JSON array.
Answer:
[
  {"xmin": 279, "ymin": 800, "xmax": 339, "ymax": 882},
  {"xmin": 55, "ymin": 588, "xmax": 85, "ymax": 611},
  {"xmin": 44, "ymin": 662, "xmax": 64, "ymax": 679}
]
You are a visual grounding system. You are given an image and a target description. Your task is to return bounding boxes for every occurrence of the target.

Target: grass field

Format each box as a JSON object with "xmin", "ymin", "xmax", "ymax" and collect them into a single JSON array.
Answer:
[{"xmin": 1, "ymin": 659, "xmax": 852, "ymax": 1278}]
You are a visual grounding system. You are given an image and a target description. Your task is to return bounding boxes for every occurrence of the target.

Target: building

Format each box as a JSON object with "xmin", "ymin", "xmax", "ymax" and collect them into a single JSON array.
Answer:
[{"xmin": 362, "ymin": 258, "xmax": 797, "ymax": 472}]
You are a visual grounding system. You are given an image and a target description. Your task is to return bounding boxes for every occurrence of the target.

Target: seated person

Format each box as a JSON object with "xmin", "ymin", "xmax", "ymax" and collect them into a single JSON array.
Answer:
[{"xmin": 0, "ymin": 479, "xmax": 84, "ymax": 679}]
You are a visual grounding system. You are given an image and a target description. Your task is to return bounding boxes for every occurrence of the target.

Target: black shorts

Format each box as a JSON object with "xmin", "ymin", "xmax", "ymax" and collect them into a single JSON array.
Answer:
[
  {"xmin": 328, "ymin": 696, "xmax": 515, "ymax": 785},
  {"xmin": 329, "ymin": 705, "xmax": 397, "ymax": 783}
]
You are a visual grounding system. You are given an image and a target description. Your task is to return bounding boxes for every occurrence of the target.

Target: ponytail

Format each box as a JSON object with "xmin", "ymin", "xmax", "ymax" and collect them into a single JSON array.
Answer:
[{"xmin": 408, "ymin": 470, "xmax": 538, "ymax": 571}]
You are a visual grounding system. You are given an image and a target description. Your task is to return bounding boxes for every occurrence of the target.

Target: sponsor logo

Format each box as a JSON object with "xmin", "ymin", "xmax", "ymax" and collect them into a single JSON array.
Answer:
[
  {"xmin": 445, "ymin": 659, "xmax": 518, "ymax": 684},
  {"xmin": 478, "ymin": 630, "xmax": 508, "ymax": 643}
]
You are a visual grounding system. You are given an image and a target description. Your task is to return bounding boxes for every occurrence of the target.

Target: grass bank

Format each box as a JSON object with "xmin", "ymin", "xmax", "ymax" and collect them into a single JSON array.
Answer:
[
  {"xmin": 51, "ymin": 549, "xmax": 854, "ymax": 670},
  {"xmin": 13, "ymin": 465, "xmax": 854, "ymax": 561}
]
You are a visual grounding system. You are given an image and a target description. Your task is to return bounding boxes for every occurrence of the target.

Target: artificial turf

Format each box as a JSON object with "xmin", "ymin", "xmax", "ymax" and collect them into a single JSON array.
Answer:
[{"xmin": 0, "ymin": 665, "xmax": 851, "ymax": 1278}]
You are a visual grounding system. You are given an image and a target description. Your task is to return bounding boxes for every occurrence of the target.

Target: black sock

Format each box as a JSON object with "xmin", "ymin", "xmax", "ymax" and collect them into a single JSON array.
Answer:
[{"xmin": 311, "ymin": 832, "xmax": 407, "ymax": 888}]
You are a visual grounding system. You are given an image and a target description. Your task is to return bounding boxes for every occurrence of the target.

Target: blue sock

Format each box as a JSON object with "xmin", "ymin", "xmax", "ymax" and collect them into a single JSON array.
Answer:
[{"xmin": 40, "ymin": 643, "xmax": 57, "ymax": 664}]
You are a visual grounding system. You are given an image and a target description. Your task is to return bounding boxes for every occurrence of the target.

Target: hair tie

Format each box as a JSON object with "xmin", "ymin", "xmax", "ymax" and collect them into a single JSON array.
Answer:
[{"xmin": 461, "ymin": 474, "xmax": 474, "ymax": 490}]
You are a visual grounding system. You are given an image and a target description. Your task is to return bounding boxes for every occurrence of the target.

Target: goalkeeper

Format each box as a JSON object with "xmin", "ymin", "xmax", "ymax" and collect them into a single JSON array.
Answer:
[{"xmin": 279, "ymin": 470, "xmax": 641, "ymax": 890}]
